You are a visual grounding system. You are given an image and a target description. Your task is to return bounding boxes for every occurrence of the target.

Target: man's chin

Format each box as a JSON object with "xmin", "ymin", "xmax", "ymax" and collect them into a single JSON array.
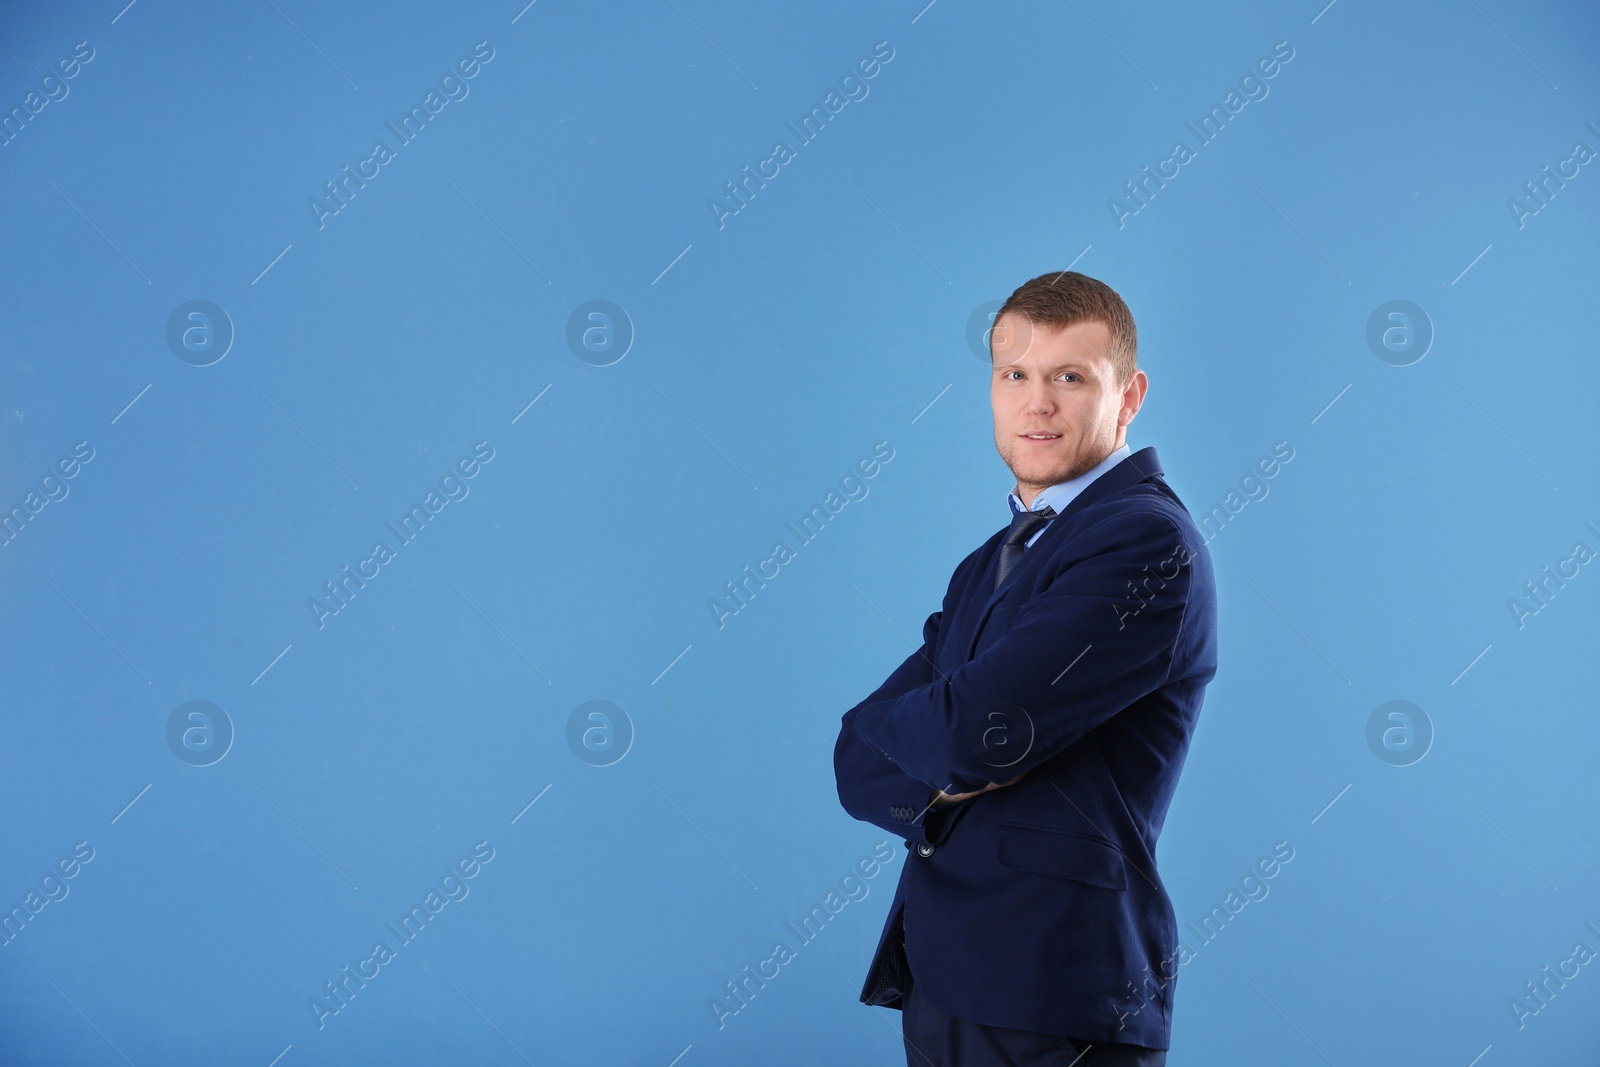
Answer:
[
  {"xmin": 1000, "ymin": 447, "xmax": 1084, "ymax": 488},
  {"xmin": 1013, "ymin": 460, "xmax": 1085, "ymax": 489},
  {"xmin": 1011, "ymin": 472, "xmax": 1064, "ymax": 495}
]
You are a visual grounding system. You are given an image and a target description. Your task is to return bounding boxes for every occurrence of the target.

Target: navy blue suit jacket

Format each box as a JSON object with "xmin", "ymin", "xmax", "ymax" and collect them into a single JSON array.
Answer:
[{"xmin": 833, "ymin": 446, "xmax": 1217, "ymax": 1049}]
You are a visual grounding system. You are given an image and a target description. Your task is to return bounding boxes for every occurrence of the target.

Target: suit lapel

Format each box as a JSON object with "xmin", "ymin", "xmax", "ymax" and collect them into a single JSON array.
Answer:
[{"xmin": 964, "ymin": 447, "xmax": 1165, "ymax": 661}]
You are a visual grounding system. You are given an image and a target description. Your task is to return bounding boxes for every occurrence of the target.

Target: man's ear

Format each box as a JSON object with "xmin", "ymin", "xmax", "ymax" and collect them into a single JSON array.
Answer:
[{"xmin": 1120, "ymin": 369, "xmax": 1148, "ymax": 426}]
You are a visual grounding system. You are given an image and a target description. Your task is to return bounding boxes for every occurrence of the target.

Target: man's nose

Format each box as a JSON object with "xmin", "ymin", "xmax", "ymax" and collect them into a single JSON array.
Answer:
[{"xmin": 1023, "ymin": 382, "xmax": 1054, "ymax": 414}]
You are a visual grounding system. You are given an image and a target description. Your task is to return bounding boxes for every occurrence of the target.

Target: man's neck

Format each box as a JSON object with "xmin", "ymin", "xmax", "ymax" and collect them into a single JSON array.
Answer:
[{"xmin": 1013, "ymin": 441, "xmax": 1129, "ymax": 511}]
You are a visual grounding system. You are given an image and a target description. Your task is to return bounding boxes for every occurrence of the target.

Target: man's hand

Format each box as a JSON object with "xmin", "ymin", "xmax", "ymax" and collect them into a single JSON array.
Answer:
[{"xmin": 928, "ymin": 769, "xmax": 1028, "ymax": 807}]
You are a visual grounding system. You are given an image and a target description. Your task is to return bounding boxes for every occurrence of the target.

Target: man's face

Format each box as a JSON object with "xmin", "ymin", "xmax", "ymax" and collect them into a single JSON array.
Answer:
[{"xmin": 989, "ymin": 311, "xmax": 1147, "ymax": 507}]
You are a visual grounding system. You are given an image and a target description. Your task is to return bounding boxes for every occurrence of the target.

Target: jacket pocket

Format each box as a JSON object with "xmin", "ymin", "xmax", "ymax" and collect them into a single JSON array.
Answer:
[{"xmin": 995, "ymin": 821, "xmax": 1128, "ymax": 891}]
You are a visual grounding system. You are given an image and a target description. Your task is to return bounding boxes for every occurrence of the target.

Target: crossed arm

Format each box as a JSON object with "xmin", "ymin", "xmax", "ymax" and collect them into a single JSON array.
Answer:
[
  {"xmin": 835, "ymin": 511, "xmax": 1194, "ymax": 835},
  {"xmin": 833, "ymin": 607, "xmax": 973, "ymax": 846}
]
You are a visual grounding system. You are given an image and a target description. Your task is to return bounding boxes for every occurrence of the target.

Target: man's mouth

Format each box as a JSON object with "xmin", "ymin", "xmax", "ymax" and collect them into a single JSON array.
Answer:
[{"xmin": 1020, "ymin": 432, "xmax": 1061, "ymax": 441}]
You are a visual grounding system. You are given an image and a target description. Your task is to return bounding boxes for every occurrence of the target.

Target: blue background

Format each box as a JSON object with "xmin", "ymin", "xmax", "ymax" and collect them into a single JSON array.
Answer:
[{"xmin": 2, "ymin": 0, "xmax": 1597, "ymax": 1063}]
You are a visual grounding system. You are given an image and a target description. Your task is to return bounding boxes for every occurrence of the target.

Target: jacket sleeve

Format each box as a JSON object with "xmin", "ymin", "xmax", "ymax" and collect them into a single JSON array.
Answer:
[
  {"xmin": 850, "ymin": 510, "xmax": 1194, "ymax": 794},
  {"xmin": 833, "ymin": 608, "xmax": 968, "ymax": 847}
]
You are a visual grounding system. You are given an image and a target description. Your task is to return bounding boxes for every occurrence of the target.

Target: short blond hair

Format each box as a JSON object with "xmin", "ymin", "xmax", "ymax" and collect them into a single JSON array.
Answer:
[{"xmin": 994, "ymin": 271, "xmax": 1137, "ymax": 385}]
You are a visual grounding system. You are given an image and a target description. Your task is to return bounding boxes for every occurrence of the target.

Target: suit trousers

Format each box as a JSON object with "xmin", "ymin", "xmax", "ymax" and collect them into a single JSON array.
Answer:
[{"xmin": 900, "ymin": 961, "xmax": 1167, "ymax": 1067}]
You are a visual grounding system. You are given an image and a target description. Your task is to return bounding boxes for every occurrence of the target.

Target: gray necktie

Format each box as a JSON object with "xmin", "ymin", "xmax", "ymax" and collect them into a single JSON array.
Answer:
[{"xmin": 995, "ymin": 504, "xmax": 1056, "ymax": 589}]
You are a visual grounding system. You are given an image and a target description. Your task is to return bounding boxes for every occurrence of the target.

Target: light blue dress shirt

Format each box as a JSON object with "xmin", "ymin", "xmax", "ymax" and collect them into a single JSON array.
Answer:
[{"xmin": 1006, "ymin": 442, "xmax": 1132, "ymax": 548}]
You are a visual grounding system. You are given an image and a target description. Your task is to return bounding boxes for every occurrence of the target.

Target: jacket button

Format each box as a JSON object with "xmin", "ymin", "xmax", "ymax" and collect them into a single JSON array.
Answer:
[{"xmin": 916, "ymin": 843, "xmax": 935, "ymax": 858}]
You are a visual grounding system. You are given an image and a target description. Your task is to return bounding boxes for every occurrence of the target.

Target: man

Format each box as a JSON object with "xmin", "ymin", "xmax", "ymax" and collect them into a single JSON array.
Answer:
[{"xmin": 833, "ymin": 271, "xmax": 1218, "ymax": 1065}]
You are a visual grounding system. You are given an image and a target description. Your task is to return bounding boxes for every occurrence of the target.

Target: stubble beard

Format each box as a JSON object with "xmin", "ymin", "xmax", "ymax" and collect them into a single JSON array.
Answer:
[{"xmin": 998, "ymin": 426, "xmax": 1115, "ymax": 499}]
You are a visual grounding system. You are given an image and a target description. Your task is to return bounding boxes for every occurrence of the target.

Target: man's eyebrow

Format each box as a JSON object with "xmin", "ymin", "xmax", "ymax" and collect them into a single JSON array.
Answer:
[{"xmin": 994, "ymin": 360, "xmax": 1096, "ymax": 374}]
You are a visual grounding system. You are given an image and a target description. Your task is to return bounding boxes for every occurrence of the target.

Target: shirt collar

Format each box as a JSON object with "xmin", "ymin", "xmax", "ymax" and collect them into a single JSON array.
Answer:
[{"xmin": 1007, "ymin": 443, "xmax": 1132, "ymax": 516}]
